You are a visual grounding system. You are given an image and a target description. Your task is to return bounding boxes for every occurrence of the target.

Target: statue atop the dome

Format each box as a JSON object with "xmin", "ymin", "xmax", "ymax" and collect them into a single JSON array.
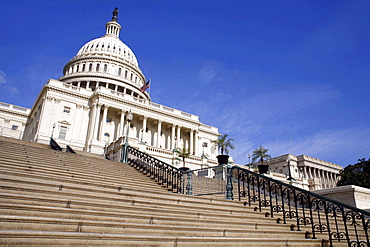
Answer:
[{"xmin": 112, "ymin": 7, "xmax": 118, "ymax": 21}]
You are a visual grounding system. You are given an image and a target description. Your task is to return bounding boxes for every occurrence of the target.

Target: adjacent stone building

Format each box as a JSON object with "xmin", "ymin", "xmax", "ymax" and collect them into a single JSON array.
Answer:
[{"xmin": 268, "ymin": 154, "xmax": 342, "ymax": 190}]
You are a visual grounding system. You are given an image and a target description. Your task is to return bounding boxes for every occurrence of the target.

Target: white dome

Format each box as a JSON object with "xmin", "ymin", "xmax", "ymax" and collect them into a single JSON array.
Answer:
[{"xmin": 76, "ymin": 35, "xmax": 138, "ymax": 68}]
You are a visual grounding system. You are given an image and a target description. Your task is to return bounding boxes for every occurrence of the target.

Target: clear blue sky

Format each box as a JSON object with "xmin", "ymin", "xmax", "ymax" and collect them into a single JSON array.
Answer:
[{"xmin": 1, "ymin": 1, "xmax": 369, "ymax": 167}]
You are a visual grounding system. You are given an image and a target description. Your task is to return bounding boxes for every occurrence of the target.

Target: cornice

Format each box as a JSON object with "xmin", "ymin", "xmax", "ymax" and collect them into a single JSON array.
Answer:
[
  {"xmin": 95, "ymin": 92, "xmax": 201, "ymax": 126},
  {"xmin": 47, "ymin": 85, "xmax": 91, "ymax": 101},
  {"xmin": 0, "ymin": 108, "xmax": 29, "ymax": 118}
]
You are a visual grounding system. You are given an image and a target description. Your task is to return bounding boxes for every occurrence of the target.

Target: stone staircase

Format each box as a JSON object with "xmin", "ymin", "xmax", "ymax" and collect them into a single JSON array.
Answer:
[{"xmin": 0, "ymin": 136, "xmax": 341, "ymax": 246}]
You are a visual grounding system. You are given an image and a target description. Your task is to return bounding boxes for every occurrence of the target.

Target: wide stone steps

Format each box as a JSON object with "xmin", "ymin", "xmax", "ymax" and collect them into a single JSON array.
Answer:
[
  {"xmin": 0, "ymin": 231, "xmax": 329, "ymax": 247},
  {"xmin": 0, "ymin": 137, "xmax": 342, "ymax": 246}
]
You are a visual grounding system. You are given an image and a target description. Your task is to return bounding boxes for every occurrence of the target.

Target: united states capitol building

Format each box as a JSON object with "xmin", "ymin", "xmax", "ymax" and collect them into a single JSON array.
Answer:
[{"xmin": 0, "ymin": 9, "xmax": 342, "ymax": 189}]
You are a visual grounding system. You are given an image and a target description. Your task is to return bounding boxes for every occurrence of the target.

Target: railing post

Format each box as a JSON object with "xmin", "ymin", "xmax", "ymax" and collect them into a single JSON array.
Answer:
[
  {"xmin": 226, "ymin": 165, "xmax": 233, "ymax": 200},
  {"xmin": 186, "ymin": 170, "xmax": 193, "ymax": 195}
]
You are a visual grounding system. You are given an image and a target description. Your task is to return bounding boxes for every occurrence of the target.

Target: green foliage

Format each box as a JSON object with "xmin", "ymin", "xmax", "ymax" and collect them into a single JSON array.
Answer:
[
  {"xmin": 174, "ymin": 147, "xmax": 190, "ymax": 167},
  {"xmin": 251, "ymin": 146, "xmax": 271, "ymax": 165},
  {"xmin": 212, "ymin": 134, "xmax": 235, "ymax": 155},
  {"xmin": 337, "ymin": 158, "xmax": 370, "ymax": 189}
]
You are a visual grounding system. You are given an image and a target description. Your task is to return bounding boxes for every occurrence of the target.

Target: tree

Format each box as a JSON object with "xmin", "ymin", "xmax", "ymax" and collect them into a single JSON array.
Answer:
[
  {"xmin": 212, "ymin": 134, "xmax": 235, "ymax": 155},
  {"xmin": 337, "ymin": 158, "xmax": 370, "ymax": 189},
  {"xmin": 251, "ymin": 146, "xmax": 271, "ymax": 165},
  {"xmin": 174, "ymin": 147, "xmax": 190, "ymax": 167}
]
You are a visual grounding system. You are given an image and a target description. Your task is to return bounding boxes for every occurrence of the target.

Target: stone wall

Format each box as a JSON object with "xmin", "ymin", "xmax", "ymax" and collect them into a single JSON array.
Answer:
[{"xmin": 315, "ymin": 185, "xmax": 370, "ymax": 211}]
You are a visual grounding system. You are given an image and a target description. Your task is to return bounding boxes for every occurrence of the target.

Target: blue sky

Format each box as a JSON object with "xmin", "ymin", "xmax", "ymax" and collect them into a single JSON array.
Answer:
[{"xmin": 1, "ymin": 1, "xmax": 369, "ymax": 167}]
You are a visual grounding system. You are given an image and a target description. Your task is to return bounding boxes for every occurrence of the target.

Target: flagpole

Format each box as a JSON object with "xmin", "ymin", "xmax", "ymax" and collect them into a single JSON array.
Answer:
[{"xmin": 148, "ymin": 78, "xmax": 152, "ymax": 98}]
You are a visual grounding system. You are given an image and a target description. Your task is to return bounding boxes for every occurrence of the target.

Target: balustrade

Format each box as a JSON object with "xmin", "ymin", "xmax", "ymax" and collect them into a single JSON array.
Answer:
[{"xmin": 125, "ymin": 145, "xmax": 370, "ymax": 247}]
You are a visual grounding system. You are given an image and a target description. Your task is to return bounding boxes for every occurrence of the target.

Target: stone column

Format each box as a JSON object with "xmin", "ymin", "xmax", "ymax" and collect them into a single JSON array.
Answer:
[
  {"xmin": 142, "ymin": 116, "xmax": 147, "ymax": 143},
  {"xmin": 307, "ymin": 166, "xmax": 312, "ymax": 179},
  {"xmin": 99, "ymin": 105, "xmax": 109, "ymax": 140},
  {"xmin": 87, "ymin": 103, "xmax": 97, "ymax": 143},
  {"xmin": 331, "ymin": 172, "xmax": 336, "ymax": 187},
  {"xmin": 118, "ymin": 110, "xmax": 125, "ymax": 137},
  {"xmin": 176, "ymin": 126, "xmax": 181, "ymax": 148},
  {"xmin": 157, "ymin": 121, "xmax": 162, "ymax": 148},
  {"xmin": 194, "ymin": 130, "xmax": 199, "ymax": 156},
  {"xmin": 92, "ymin": 103, "xmax": 102, "ymax": 141},
  {"xmin": 171, "ymin": 124, "xmax": 176, "ymax": 150},
  {"xmin": 190, "ymin": 129, "xmax": 194, "ymax": 154}
]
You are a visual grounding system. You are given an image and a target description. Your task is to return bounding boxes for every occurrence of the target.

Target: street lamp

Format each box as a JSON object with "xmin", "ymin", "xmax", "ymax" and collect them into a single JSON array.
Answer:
[
  {"xmin": 122, "ymin": 110, "xmax": 133, "ymax": 163},
  {"xmin": 51, "ymin": 123, "xmax": 56, "ymax": 139},
  {"xmin": 172, "ymin": 136, "xmax": 177, "ymax": 165},
  {"xmin": 286, "ymin": 157, "xmax": 294, "ymax": 181}
]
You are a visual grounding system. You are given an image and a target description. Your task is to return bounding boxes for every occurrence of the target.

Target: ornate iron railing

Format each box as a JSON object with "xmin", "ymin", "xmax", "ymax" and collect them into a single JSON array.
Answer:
[
  {"xmin": 127, "ymin": 146, "xmax": 185, "ymax": 193},
  {"xmin": 49, "ymin": 138, "xmax": 62, "ymax": 151},
  {"xmin": 125, "ymin": 146, "xmax": 369, "ymax": 246},
  {"xmin": 232, "ymin": 166, "xmax": 370, "ymax": 247}
]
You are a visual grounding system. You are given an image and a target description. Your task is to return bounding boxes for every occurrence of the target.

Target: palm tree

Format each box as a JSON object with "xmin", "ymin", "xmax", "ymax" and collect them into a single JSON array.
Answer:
[
  {"xmin": 174, "ymin": 147, "xmax": 190, "ymax": 168},
  {"xmin": 251, "ymin": 146, "xmax": 271, "ymax": 165},
  {"xmin": 212, "ymin": 134, "xmax": 235, "ymax": 155}
]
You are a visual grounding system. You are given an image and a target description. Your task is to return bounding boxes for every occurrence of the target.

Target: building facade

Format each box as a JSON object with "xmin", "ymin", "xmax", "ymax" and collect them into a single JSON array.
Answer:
[
  {"xmin": 267, "ymin": 154, "xmax": 342, "ymax": 190},
  {"xmin": 18, "ymin": 10, "xmax": 220, "ymax": 170},
  {"xmin": 0, "ymin": 9, "xmax": 343, "ymax": 179},
  {"xmin": 0, "ymin": 102, "xmax": 30, "ymax": 140}
]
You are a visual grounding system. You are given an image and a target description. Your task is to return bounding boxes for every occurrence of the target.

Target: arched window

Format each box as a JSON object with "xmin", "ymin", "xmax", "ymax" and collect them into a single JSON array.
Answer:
[
  {"xmin": 96, "ymin": 64, "xmax": 100, "ymax": 72},
  {"xmin": 125, "ymin": 70, "xmax": 128, "ymax": 79},
  {"xmin": 89, "ymin": 63, "xmax": 93, "ymax": 71},
  {"xmin": 82, "ymin": 64, "xmax": 85, "ymax": 71},
  {"xmin": 104, "ymin": 64, "xmax": 107, "ymax": 73},
  {"xmin": 118, "ymin": 68, "xmax": 122, "ymax": 76}
]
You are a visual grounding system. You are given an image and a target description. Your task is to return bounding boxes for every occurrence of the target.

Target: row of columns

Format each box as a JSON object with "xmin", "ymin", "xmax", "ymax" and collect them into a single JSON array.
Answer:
[
  {"xmin": 67, "ymin": 61, "xmax": 142, "ymax": 87},
  {"xmin": 88, "ymin": 103, "xmax": 200, "ymax": 155},
  {"xmin": 302, "ymin": 166, "xmax": 339, "ymax": 189}
]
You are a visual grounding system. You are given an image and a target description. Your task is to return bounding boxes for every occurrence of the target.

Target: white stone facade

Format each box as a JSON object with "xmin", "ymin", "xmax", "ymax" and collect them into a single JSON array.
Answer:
[
  {"xmin": 19, "ymin": 13, "xmax": 220, "ymax": 169},
  {"xmin": 267, "ymin": 154, "xmax": 342, "ymax": 191},
  {"xmin": 0, "ymin": 102, "xmax": 29, "ymax": 139}
]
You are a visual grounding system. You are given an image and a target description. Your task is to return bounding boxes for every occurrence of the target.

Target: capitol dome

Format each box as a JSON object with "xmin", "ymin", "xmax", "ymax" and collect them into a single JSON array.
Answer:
[
  {"xmin": 75, "ymin": 21, "xmax": 138, "ymax": 68},
  {"xmin": 59, "ymin": 9, "xmax": 149, "ymax": 101}
]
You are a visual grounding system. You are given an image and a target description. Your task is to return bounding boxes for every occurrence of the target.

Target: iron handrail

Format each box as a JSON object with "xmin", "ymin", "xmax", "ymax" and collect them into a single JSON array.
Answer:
[
  {"xmin": 126, "ymin": 145, "xmax": 185, "ymax": 193},
  {"xmin": 49, "ymin": 138, "xmax": 62, "ymax": 151},
  {"xmin": 231, "ymin": 165, "xmax": 370, "ymax": 247}
]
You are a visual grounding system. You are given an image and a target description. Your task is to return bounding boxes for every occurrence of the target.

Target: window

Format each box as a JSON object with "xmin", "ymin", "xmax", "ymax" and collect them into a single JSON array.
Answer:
[
  {"xmin": 104, "ymin": 64, "xmax": 107, "ymax": 73},
  {"xmin": 82, "ymin": 64, "xmax": 85, "ymax": 71},
  {"xmin": 59, "ymin": 126, "xmax": 67, "ymax": 139},
  {"xmin": 96, "ymin": 64, "xmax": 100, "ymax": 72},
  {"xmin": 63, "ymin": 106, "xmax": 71, "ymax": 113},
  {"xmin": 89, "ymin": 63, "xmax": 93, "ymax": 71},
  {"xmin": 11, "ymin": 125, "xmax": 18, "ymax": 131},
  {"xmin": 118, "ymin": 68, "xmax": 122, "ymax": 76},
  {"xmin": 103, "ymin": 133, "xmax": 110, "ymax": 145}
]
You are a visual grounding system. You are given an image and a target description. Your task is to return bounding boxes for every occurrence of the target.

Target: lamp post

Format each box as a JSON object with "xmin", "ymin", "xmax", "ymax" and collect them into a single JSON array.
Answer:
[
  {"xmin": 248, "ymin": 154, "xmax": 251, "ymax": 166},
  {"xmin": 122, "ymin": 110, "xmax": 133, "ymax": 163},
  {"xmin": 286, "ymin": 157, "xmax": 294, "ymax": 181},
  {"xmin": 172, "ymin": 136, "xmax": 177, "ymax": 166},
  {"xmin": 51, "ymin": 123, "xmax": 56, "ymax": 139}
]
